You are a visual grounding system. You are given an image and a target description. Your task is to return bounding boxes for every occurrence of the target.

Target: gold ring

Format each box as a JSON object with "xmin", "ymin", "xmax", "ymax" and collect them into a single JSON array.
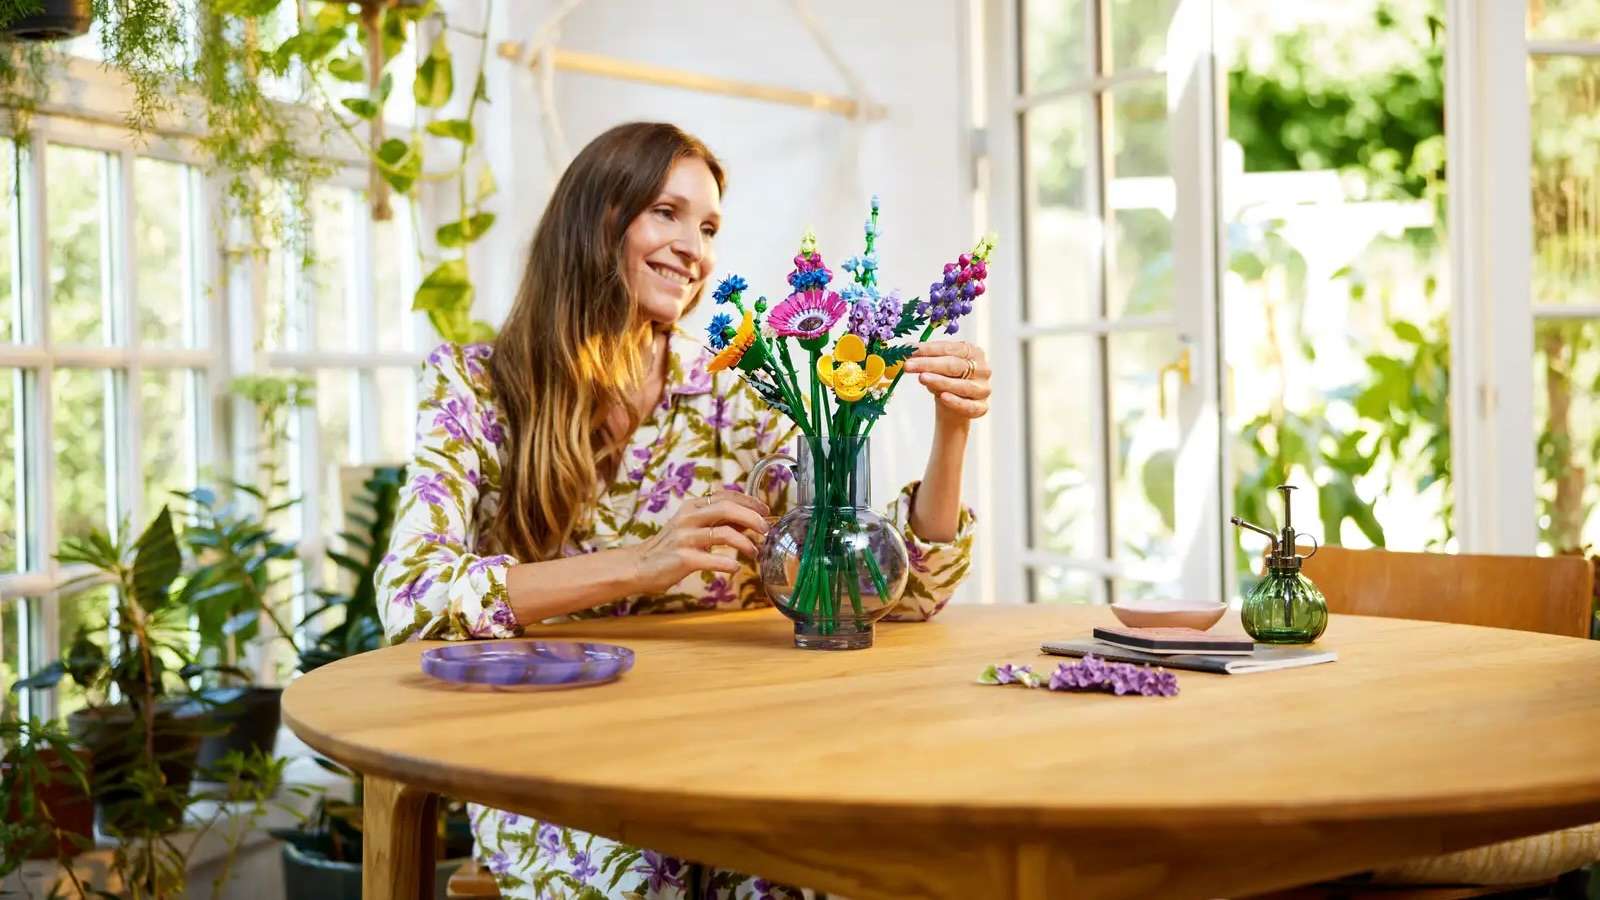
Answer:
[{"xmin": 961, "ymin": 358, "xmax": 977, "ymax": 380}]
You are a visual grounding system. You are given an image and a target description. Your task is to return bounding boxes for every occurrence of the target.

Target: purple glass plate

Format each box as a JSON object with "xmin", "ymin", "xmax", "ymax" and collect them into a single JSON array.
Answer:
[{"xmin": 420, "ymin": 641, "xmax": 634, "ymax": 690}]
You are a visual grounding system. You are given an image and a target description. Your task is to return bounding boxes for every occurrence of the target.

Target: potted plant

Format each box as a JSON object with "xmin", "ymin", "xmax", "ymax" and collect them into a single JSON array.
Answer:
[
  {"xmin": 10, "ymin": 507, "xmax": 220, "ymax": 895},
  {"xmin": 271, "ymin": 464, "xmax": 472, "ymax": 899},
  {"xmin": 179, "ymin": 484, "xmax": 302, "ymax": 775},
  {"xmin": 0, "ymin": 715, "xmax": 94, "ymax": 891},
  {"xmin": 0, "ymin": 0, "xmax": 90, "ymax": 42}
]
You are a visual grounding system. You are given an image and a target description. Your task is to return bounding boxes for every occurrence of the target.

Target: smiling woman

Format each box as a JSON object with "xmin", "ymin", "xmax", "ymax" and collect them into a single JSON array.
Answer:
[{"xmin": 373, "ymin": 121, "xmax": 979, "ymax": 898}]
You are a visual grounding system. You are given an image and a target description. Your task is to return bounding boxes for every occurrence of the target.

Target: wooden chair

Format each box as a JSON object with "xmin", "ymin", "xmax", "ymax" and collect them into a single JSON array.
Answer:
[
  {"xmin": 1303, "ymin": 546, "xmax": 1593, "ymax": 638},
  {"xmin": 1249, "ymin": 547, "xmax": 1599, "ymax": 900},
  {"xmin": 446, "ymin": 860, "xmax": 502, "ymax": 899}
]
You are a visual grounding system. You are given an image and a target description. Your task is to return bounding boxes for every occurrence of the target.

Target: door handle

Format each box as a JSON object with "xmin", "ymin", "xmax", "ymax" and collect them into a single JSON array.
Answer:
[{"xmin": 1157, "ymin": 346, "xmax": 1193, "ymax": 418}]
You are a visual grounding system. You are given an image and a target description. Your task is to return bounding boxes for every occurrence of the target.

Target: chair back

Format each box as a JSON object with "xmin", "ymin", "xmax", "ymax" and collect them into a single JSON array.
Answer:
[{"xmin": 1301, "ymin": 546, "xmax": 1593, "ymax": 638}]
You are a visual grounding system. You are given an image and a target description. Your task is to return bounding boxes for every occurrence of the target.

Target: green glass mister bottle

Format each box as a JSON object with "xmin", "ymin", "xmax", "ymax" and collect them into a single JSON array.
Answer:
[{"xmin": 1229, "ymin": 485, "xmax": 1327, "ymax": 644}]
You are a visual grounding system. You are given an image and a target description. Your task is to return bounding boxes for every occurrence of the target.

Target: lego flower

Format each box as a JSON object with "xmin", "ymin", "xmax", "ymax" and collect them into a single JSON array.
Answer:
[
  {"xmin": 767, "ymin": 289, "xmax": 847, "ymax": 340},
  {"xmin": 816, "ymin": 333, "xmax": 886, "ymax": 402},
  {"xmin": 712, "ymin": 274, "xmax": 748, "ymax": 305},
  {"xmin": 706, "ymin": 312, "xmax": 734, "ymax": 350},
  {"xmin": 707, "ymin": 310, "xmax": 756, "ymax": 372}
]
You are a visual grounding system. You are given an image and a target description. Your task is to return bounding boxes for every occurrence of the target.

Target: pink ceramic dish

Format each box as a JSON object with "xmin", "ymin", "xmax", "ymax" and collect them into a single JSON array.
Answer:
[{"xmin": 1109, "ymin": 600, "xmax": 1228, "ymax": 631}]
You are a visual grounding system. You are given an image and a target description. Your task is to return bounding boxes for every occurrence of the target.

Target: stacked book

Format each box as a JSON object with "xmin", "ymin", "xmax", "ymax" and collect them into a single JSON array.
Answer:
[{"xmin": 1041, "ymin": 626, "xmax": 1337, "ymax": 674}]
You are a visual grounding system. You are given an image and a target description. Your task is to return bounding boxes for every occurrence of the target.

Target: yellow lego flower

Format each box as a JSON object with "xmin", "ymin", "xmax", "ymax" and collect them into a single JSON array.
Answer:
[{"xmin": 816, "ymin": 333, "xmax": 887, "ymax": 402}]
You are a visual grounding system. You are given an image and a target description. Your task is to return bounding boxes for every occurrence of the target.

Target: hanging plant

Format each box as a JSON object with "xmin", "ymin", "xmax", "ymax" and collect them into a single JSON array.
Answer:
[
  {"xmin": 280, "ymin": 0, "xmax": 499, "ymax": 343},
  {"xmin": 1, "ymin": 0, "xmax": 89, "ymax": 42}
]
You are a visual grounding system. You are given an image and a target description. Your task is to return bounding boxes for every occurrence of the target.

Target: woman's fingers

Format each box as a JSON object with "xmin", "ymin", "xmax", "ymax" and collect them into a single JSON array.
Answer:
[
  {"xmin": 935, "ymin": 393, "xmax": 988, "ymax": 417},
  {"xmin": 696, "ymin": 524, "xmax": 760, "ymax": 559},
  {"xmin": 678, "ymin": 497, "xmax": 770, "ymax": 535},
  {"xmin": 916, "ymin": 372, "xmax": 992, "ymax": 399},
  {"xmin": 684, "ymin": 550, "xmax": 742, "ymax": 575}
]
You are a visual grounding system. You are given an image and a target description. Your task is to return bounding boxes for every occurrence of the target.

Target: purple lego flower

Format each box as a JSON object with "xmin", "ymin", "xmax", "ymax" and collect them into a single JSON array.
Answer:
[
  {"xmin": 634, "ymin": 851, "xmax": 685, "ymax": 893},
  {"xmin": 411, "ymin": 472, "xmax": 451, "ymax": 506},
  {"xmin": 993, "ymin": 663, "xmax": 1031, "ymax": 685}
]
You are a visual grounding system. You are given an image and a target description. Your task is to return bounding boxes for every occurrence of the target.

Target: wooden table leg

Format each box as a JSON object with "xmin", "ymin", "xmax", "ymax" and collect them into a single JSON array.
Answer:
[{"xmin": 363, "ymin": 774, "xmax": 439, "ymax": 900}]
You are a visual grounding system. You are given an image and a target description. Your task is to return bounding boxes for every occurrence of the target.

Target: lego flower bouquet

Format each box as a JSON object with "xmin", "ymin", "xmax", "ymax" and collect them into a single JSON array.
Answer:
[{"xmin": 707, "ymin": 198, "xmax": 996, "ymax": 648}]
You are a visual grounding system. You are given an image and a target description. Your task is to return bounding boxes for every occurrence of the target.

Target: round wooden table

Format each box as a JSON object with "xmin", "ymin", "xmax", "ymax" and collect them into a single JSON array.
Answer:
[{"xmin": 282, "ymin": 605, "xmax": 1600, "ymax": 900}]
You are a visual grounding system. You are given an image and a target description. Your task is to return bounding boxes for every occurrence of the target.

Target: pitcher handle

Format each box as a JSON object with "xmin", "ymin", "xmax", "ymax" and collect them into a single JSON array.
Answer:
[{"xmin": 745, "ymin": 452, "xmax": 798, "ymax": 499}]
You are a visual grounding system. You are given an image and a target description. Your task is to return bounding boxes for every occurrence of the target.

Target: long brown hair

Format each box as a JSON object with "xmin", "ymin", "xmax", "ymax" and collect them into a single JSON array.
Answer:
[{"xmin": 488, "ymin": 122, "xmax": 725, "ymax": 561}]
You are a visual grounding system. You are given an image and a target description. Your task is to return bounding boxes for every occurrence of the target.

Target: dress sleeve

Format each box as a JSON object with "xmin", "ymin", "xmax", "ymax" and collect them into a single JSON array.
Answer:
[
  {"xmin": 375, "ymin": 344, "xmax": 521, "ymax": 643},
  {"xmin": 881, "ymin": 482, "xmax": 976, "ymax": 621}
]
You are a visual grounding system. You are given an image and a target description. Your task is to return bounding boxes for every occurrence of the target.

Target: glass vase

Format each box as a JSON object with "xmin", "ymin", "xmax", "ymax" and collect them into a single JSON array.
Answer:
[
  {"xmin": 1241, "ymin": 570, "xmax": 1328, "ymax": 644},
  {"xmin": 750, "ymin": 436, "xmax": 910, "ymax": 649}
]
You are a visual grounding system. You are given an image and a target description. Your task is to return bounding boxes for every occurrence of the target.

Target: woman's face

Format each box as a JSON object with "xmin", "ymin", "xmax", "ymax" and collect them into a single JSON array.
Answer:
[{"xmin": 622, "ymin": 156, "xmax": 721, "ymax": 328}]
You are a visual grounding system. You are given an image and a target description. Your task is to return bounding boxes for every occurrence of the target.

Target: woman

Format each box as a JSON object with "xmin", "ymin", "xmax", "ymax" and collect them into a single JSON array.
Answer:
[{"xmin": 376, "ymin": 122, "xmax": 992, "ymax": 899}]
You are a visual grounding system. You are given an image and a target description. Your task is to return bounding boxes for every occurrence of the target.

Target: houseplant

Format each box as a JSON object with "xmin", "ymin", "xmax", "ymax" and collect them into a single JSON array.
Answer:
[
  {"xmin": 10, "ymin": 507, "xmax": 214, "ymax": 896},
  {"xmin": 0, "ymin": 715, "xmax": 94, "ymax": 891}
]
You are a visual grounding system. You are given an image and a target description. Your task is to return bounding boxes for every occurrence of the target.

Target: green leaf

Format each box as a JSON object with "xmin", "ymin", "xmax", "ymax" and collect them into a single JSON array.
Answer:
[
  {"xmin": 414, "ymin": 40, "xmax": 454, "ymax": 108},
  {"xmin": 1141, "ymin": 449, "xmax": 1177, "ymax": 532},
  {"xmin": 425, "ymin": 117, "xmax": 474, "ymax": 142},
  {"xmin": 476, "ymin": 165, "xmax": 497, "ymax": 201},
  {"xmin": 876, "ymin": 344, "xmax": 916, "ymax": 367},
  {"xmin": 341, "ymin": 98, "xmax": 379, "ymax": 120},
  {"xmin": 435, "ymin": 213, "xmax": 496, "ymax": 247},
  {"xmin": 375, "ymin": 138, "xmax": 421, "ymax": 193},
  {"xmin": 414, "ymin": 259, "xmax": 474, "ymax": 314},
  {"xmin": 327, "ymin": 55, "xmax": 367, "ymax": 83},
  {"xmin": 131, "ymin": 507, "xmax": 182, "ymax": 612},
  {"xmin": 1392, "ymin": 320, "xmax": 1424, "ymax": 344},
  {"xmin": 380, "ymin": 8, "xmax": 407, "ymax": 61},
  {"xmin": 12, "ymin": 660, "xmax": 66, "ymax": 691},
  {"xmin": 379, "ymin": 72, "xmax": 394, "ymax": 102}
]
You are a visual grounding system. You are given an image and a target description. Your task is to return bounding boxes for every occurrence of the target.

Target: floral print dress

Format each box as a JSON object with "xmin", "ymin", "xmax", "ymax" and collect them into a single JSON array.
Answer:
[{"xmin": 376, "ymin": 335, "xmax": 975, "ymax": 900}]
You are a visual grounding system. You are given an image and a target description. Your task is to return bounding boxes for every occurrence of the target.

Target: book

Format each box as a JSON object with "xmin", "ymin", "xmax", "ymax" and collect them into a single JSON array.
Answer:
[
  {"xmin": 1091, "ymin": 626, "xmax": 1255, "ymax": 655},
  {"xmin": 1040, "ymin": 639, "xmax": 1338, "ymax": 675}
]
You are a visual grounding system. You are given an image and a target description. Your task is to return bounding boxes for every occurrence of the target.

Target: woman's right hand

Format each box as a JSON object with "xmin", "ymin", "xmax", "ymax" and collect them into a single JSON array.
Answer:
[{"xmin": 627, "ymin": 491, "xmax": 771, "ymax": 594}]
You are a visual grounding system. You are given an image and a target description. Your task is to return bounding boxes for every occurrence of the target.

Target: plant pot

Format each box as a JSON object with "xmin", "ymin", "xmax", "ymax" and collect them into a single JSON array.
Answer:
[
  {"xmin": 0, "ymin": 745, "xmax": 94, "ymax": 860},
  {"xmin": 2, "ymin": 0, "xmax": 90, "ymax": 41},
  {"xmin": 280, "ymin": 842, "xmax": 467, "ymax": 900},
  {"xmin": 194, "ymin": 685, "xmax": 282, "ymax": 776},
  {"xmin": 66, "ymin": 702, "xmax": 205, "ymax": 835}
]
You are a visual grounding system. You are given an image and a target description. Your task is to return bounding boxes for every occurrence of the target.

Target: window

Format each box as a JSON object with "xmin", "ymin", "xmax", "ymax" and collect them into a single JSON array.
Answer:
[
  {"xmin": 990, "ymin": 0, "xmax": 1224, "ymax": 606},
  {"xmin": 1527, "ymin": 5, "xmax": 1600, "ymax": 554},
  {"xmin": 1, "ymin": 65, "xmax": 430, "ymax": 716},
  {"xmin": 0, "ymin": 128, "xmax": 215, "ymax": 720}
]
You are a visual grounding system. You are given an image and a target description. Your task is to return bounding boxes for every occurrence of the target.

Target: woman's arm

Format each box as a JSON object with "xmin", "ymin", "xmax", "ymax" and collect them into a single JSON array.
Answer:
[
  {"xmin": 502, "ymin": 491, "xmax": 768, "ymax": 623},
  {"xmin": 909, "ymin": 415, "xmax": 969, "ymax": 542}
]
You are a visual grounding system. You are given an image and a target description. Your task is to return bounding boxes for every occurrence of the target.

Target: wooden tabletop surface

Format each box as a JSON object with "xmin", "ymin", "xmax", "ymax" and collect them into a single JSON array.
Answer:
[{"xmin": 283, "ymin": 604, "xmax": 1600, "ymax": 899}]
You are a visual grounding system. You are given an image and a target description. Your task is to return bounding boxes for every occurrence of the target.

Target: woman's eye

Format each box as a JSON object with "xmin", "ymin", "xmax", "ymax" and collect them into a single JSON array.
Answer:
[
  {"xmin": 701, "ymin": 225, "xmax": 718, "ymax": 239},
  {"xmin": 654, "ymin": 207, "xmax": 674, "ymax": 220}
]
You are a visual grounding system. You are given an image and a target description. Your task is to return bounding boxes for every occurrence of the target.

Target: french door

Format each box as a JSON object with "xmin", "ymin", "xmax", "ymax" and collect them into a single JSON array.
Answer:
[{"xmin": 984, "ymin": 0, "xmax": 1225, "ymax": 604}]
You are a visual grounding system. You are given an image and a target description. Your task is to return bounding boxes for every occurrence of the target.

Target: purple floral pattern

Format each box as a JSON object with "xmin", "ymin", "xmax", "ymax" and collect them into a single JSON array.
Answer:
[{"xmin": 381, "ymin": 336, "xmax": 975, "ymax": 898}]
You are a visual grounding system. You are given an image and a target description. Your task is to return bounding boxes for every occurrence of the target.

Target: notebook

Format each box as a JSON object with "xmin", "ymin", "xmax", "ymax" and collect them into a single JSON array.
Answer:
[
  {"xmin": 1091, "ymin": 626, "xmax": 1255, "ymax": 655},
  {"xmin": 1040, "ymin": 639, "xmax": 1338, "ymax": 675}
]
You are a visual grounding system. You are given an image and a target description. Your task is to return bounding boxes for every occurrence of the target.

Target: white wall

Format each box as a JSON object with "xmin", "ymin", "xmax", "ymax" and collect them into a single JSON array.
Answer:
[{"xmin": 468, "ymin": 0, "xmax": 991, "ymax": 603}]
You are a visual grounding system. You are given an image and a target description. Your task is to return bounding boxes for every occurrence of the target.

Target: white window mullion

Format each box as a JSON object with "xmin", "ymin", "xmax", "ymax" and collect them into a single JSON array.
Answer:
[
  {"xmin": 352, "ymin": 198, "xmax": 380, "ymax": 461},
  {"xmin": 116, "ymin": 150, "xmax": 141, "ymax": 530},
  {"xmin": 24, "ymin": 133, "xmax": 61, "ymax": 722}
]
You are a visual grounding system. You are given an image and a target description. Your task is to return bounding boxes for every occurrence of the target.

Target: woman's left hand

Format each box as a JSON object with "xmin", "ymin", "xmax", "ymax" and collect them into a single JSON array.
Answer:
[{"xmin": 902, "ymin": 340, "xmax": 991, "ymax": 424}]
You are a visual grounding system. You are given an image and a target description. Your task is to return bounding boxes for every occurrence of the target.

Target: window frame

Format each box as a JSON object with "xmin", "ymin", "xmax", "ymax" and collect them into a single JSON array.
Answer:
[{"xmin": 0, "ymin": 53, "xmax": 430, "ymax": 719}]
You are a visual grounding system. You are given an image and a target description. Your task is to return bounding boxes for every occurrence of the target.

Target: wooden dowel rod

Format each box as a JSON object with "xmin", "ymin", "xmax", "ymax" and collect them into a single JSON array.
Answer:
[{"xmin": 497, "ymin": 42, "xmax": 884, "ymax": 120}]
